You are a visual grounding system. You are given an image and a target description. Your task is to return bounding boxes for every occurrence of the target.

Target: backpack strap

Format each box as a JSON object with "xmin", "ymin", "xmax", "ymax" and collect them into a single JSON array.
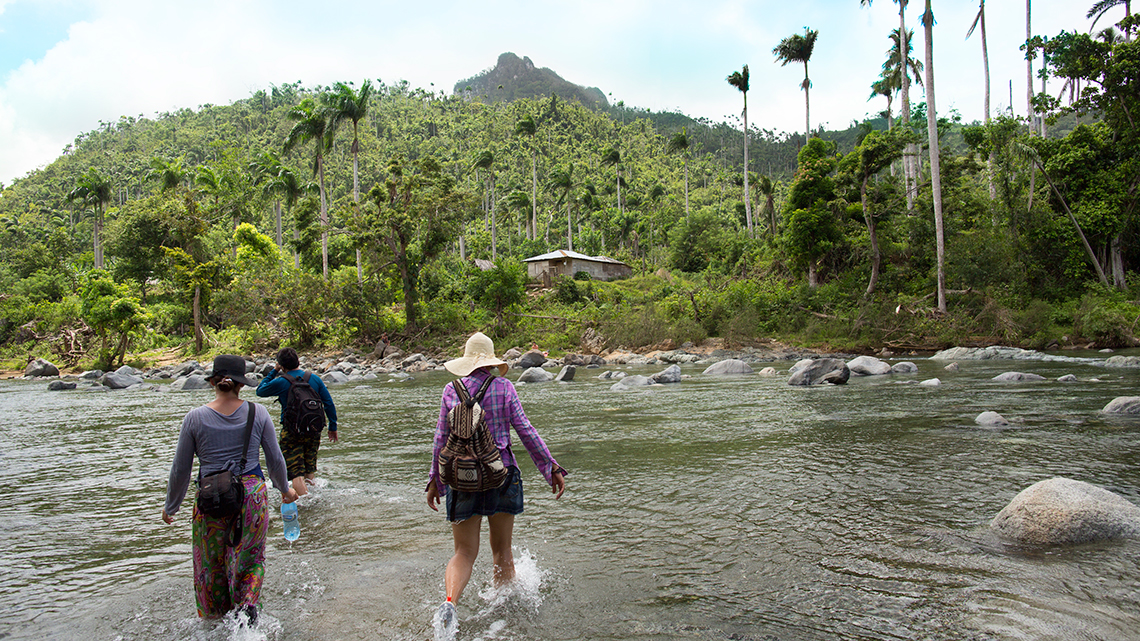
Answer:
[
  {"xmin": 227, "ymin": 402, "xmax": 257, "ymax": 548},
  {"xmin": 456, "ymin": 375, "xmax": 495, "ymax": 409}
]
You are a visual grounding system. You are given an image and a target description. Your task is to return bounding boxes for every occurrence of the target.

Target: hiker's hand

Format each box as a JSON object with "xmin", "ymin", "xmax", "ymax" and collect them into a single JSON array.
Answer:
[
  {"xmin": 328, "ymin": 430, "xmax": 339, "ymax": 443},
  {"xmin": 282, "ymin": 488, "xmax": 298, "ymax": 504},
  {"xmin": 161, "ymin": 509, "xmax": 174, "ymax": 524},
  {"xmin": 550, "ymin": 472, "xmax": 565, "ymax": 499},
  {"xmin": 426, "ymin": 483, "xmax": 441, "ymax": 511}
]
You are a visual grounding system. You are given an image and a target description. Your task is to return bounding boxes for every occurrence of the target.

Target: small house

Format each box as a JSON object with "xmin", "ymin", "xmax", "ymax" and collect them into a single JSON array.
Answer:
[{"xmin": 523, "ymin": 250, "xmax": 632, "ymax": 285}]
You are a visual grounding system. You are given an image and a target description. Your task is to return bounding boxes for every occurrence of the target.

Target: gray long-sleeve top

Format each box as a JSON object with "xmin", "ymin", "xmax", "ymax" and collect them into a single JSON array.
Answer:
[{"xmin": 164, "ymin": 400, "xmax": 290, "ymax": 516}]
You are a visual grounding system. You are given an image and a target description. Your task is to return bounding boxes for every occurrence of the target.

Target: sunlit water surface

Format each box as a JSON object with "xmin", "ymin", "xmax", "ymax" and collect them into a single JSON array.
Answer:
[{"xmin": 2, "ymin": 353, "xmax": 1139, "ymax": 640}]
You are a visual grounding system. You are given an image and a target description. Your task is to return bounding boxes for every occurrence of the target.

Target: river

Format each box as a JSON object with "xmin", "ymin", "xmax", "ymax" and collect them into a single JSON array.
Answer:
[{"xmin": 1, "ymin": 352, "xmax": 1138, "ymax": 640}]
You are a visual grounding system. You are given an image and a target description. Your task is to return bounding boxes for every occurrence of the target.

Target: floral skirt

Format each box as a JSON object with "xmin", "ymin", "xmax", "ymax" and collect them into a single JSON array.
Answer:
[{"xmin": 191, "ymin": 475, "xmax": 269, "ymax": 618}]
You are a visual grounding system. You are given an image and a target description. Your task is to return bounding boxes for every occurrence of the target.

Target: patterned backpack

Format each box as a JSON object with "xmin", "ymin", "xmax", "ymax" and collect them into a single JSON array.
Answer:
[{"xmin": 437, "ymin": 377, "xmax": 508, "ymax": 492}]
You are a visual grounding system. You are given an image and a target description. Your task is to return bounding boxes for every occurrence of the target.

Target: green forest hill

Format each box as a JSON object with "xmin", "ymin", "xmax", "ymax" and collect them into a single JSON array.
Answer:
[{"xmin": 0, "ymin": 37, "xmax": 1137, "ymax": 372}]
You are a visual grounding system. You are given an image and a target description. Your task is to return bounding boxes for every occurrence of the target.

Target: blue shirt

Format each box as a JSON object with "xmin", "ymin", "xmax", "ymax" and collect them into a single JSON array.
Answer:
[{"xmin": 255, "ymin": 368, "xmax": 338, "ymax": 431}]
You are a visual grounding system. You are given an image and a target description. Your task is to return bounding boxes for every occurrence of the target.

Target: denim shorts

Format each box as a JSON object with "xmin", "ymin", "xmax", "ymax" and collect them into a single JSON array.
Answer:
[{"xmin": 446, "ymin": 466, "xmax": 523, "ymax": 523}]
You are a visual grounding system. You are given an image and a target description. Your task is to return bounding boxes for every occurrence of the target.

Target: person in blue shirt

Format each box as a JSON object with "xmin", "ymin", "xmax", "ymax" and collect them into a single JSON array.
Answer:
[{"xmin": 256, "ymin": 347, "xmax": 338, "ymax": 496}]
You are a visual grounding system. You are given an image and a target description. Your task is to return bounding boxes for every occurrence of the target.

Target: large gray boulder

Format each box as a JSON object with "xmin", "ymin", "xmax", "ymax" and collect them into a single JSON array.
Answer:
[
  {"xmin": 1105, "ymin": 355, "xmax": 1140, "ymax": 368},
  {"xmin": 322, "ymin": 370, "xmax": 350, "ymax": 385},
  {"xmin": 992, "ymin": 372, "xmax": 1047, "ymax": 382},
  {"xmin": 847, "ymin": 355, "xmax": 892, "ymax": 376},
  {"xmin": 114, "ymin": 365, "xmax": 144, "ymax": 377},
  {"xmin": 25, "ymin": 358, "xmax": 60, "ymax": 378},
  {"xmin": 101, "ymin": 371, "xmax": 143, "ymax": 389},
  {"xmin": 517, "ymin": 350, "xmax": 547, "ymax": 368},
  {"xmin": 651, "ymin": 364, "xmax": 683, "ymax": 384},
  {"xmin": 975, "ymin": 411, "xmax": 1010, "ymax": 426},
  {"xmin": 518, "ymin": 367, "xmax": 554, "ymax": 383},
  {"xmin": 170, "ymin": 375, "xmax": 210, "ymax": 391},
  {"xmin": 554, "ymin": 366, "xmax": 576, "ymax": 382},
  {"xmin": 47, "ymin": 380, "xmax": 76, "ymax": 391},
  {"xmin": 173, "ymin": 361, "xmax": 201, "ymax": 377},
  {"xmin": 991, "ymin": 477, "xmax": 1140, "ymax": 544},
  {"xmin": 891, "ymin": 361, "xmax": 919, "ymax": 374},
  {"xmin": 1103, "ymin": 397, "xmax": 1140, "ymax": 414},
  {"xmin": 610, "ymin": 374, "xmax": 654, "ymax": 391},
  {"xmin": 788, "ymin": 359, "xmax": 849, "ymax": 386},
  {"xmin": 702, "ymin": 359, "xmax": 753, "ymax": 376}
]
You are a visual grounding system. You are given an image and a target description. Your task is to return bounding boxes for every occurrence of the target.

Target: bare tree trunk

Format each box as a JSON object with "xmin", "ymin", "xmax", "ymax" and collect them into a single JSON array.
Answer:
[
  {"xmin": 863, "ymin": 177, "xmax": 880, "ymax": 297},
  {"xmin": 1033, "ymin": 158, "xmax": 1110, "ymax": 286},
  {"xmin": 318, "ymin": 155, "xmax": 329, "ymax": 280},
  {"xmin": 275, "ymin": 200, "xmax": 283, "ymax": 246},
  {"xmin": 1112, "ymin": 233, "xmax": 1127, "ymax": 288},
  {"xmin": 1026, "ymin": 0, "xmax": 1035, "ymax": 135}
]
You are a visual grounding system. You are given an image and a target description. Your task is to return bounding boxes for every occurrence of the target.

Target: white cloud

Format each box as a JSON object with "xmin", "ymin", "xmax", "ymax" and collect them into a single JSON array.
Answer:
[{"xmin": 0, "ymin": 0, "xmax": 1106, "ymax": 185}]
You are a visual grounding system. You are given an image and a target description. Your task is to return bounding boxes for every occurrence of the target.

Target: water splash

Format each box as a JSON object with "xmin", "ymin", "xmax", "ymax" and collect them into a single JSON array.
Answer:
[{"xmin": 432, "ymin": 600, "xmax": 458, "ymax": 641}]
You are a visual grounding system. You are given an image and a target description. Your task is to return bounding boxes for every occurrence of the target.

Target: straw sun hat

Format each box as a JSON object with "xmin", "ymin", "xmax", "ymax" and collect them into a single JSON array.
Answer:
[{"xmin": 445, "ymin": 332, "xmax": 509, "ymax": 377}]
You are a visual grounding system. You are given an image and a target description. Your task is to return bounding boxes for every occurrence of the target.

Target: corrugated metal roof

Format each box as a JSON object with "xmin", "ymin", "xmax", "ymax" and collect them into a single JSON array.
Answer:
[{"xmin": 522, "ymin": 249, "xmax": 629, "ymax": 266}]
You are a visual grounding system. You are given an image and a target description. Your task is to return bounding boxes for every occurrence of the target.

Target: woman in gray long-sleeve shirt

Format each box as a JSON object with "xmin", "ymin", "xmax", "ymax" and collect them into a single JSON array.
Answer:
[{"xmin": 162, "ymin": 354, "xmax": 298, "ymax": 627}]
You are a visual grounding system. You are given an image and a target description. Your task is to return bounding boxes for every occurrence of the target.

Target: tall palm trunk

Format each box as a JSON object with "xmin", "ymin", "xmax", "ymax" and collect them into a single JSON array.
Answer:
[
  {"xmin": 979, "ymin": 1, "xmax": 996, "ymax": 199},
  {"xmin": 317, "ymin": 153, "xmax": 329, "ymax": 280},
  {"xmin": 352, "ymin": 122, "xmax": 363, "ymax": 285},
  {"xmin": 743, "ymin": 92, "xmax": 753, "ymax": 236},
  {"xmin": 530, "ymin": 152, "xmax": 537, "ymax": 240},
  {"xmin": 94, "ymin": 205, "xmax": 104, "ymax": 269},
  {"xmin": 1026, "ymin": 0, "xmax": 1035, "ymax": 134},
  {"xmin": 923, "ymin": 0, "xmax": 947, "ymax": 313},
  {"xmin": 900, "ymin": 2, "xmax": 916, "ymax": 214},
  {"xmin": 802, "ymin": 60, "xmax": 811, "ymax": 139},
  {"xmin": 683, "ymin": 158, "xmax": 690, "ymax": 217}
]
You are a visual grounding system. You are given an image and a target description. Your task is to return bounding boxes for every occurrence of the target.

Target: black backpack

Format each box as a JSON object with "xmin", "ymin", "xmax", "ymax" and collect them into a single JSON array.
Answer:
[{"xmin": 281, "ymin": 372, "xmax": 326, "ymax": 435}]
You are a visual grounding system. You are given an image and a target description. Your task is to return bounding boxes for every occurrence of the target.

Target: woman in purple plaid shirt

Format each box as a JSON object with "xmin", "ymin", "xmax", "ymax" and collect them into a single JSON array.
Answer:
[{"xmin": 426, "ymin": 332, "xmax": 567, "ymax": 629}]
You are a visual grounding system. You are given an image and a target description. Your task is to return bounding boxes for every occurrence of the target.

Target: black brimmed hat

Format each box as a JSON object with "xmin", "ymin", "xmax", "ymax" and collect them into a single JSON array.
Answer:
[{"xmin": 211, "ymin": 354, "xmax": 256, "ymax": 387}]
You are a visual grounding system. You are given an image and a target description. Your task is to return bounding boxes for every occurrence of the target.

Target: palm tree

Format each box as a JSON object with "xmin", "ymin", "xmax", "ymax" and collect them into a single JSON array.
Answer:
[
  {"xmin": 921, "ymin": 0, "xmax": 947, "ymax": 313},
  {"xmin": 773, "ymin": 28, "xmax": 819, "ymax": 142},
  {"xmin": 67, "ymin": 168, "xmax": 112, "ymax": 269},
  {"xmin": 666, "ymin": 128, "xmax": 691, "ymax": 218},
  {"xmin": 726, "ymin": 65, "xmax": 753, "ymax": 235},
  {"xmin": 885, "ymin": 26, "xmax": 923, "ymax": 210},
  {"xmin": 327, "ymin": 80, "xmax": 375, "ymax": 283},
  {"xmin": 548, "ymin": 164, "xmax": 577, "ymax": 251},
  {"xmin": 248, "ymin": 151, "xmax": 285, "ymax": 246},
  {"xmin": 1088, "ymin": 0, "xmax": 1132, "ymax": 41},
  {"xmin": 514, "ymin": 115, "xmax": 539, "ymax": 240},
  {"xmin": 863, "ymin": 0, "xmax": 918, "ymax": 213},
  {"xmin": 967, "ymin": 1, "xmax": 997, "ymax": 197},
  {"xmin": 284, "ymin": 97, "xmax": 333, "ymax": 279},
  {"xmin": 1026, "ymin": 0, "xmax": 1036, "ymax": 134},
  {"xmin": 472, "ymin": 150, "xmax": 497, "ymax": 259},
  {"xmin": 601, "ymin": 147, "xmax": 624, "ymax": 217},
  {"xmin": 146, "ymin": 157, "xmax": 188, "ymax": 193}
]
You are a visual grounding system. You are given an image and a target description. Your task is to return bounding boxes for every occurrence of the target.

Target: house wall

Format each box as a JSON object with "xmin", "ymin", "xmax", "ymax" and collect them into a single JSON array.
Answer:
[{"xmin": 526, "ymin": 258, "xmax": 631, "ymax": 283}]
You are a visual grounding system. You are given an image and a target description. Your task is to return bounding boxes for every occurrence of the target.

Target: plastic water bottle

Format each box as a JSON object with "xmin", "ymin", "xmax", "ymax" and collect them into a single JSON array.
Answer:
[{"xmin": 281, "ymin": 501, "xmax": 300, "ymax": 541}]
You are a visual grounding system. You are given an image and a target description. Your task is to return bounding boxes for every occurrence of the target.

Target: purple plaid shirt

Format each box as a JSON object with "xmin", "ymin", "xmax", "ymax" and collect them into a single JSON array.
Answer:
[{"xmin": 428, "ymin": 367, "xmax": 566, "ymax": 494}]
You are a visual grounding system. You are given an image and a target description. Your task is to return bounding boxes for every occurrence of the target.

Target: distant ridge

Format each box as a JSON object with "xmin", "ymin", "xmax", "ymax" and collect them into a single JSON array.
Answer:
[{"xmin": 453, "ymin": 52, "xmax": 608, "ymax": 108}]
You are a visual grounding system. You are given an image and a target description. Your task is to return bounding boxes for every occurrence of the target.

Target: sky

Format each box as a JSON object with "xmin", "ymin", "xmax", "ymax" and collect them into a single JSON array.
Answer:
[{"xmin": 0, "ymin": 0, "xmax": 1117, "ymax": 186}]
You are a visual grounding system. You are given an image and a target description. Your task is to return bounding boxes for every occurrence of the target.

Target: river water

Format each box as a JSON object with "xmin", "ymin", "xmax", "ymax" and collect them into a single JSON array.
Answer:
[{"xmin": 2, "ymin": 352, "xmax": 1139, "ymax": 641}]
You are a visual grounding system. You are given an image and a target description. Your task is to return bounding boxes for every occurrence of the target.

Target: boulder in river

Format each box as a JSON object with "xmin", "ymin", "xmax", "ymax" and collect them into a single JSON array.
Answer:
[
  {"xmin": 991, "ymin": 477, "xmax": 1140, "ymax": 544},
  {"xmin": 170, "ymin": 375, "xmax": 210, "ymax": 391},
  {"xmin": 100, "ymin": 371, "xmax": 143, "ymax": 389},
  {"xmin": 991, "ymin": 372, "xmax": 1047, "ymax": 382},
  {"xmin": 975, "ymin": 411, "xmax": 1009, "ymax": 426},
  {"xmin": 1102, "ymin": 396, "xmax": 1140, "ymax": 414},
  {"xmin": 651, "ymin": 364, "xmax": 683, "ymax": 384},
  {"xmin": 847, "ymin": 355, "xmax": 892, "ymax": 376},
  {"xmin": 25, "ymin": 358, "xmax": 60, "ymax": 378},
  {"xmin": 610, "ymin": 375, "xmax": 654, "ymax": 391},
  {"xmin": 322, "ymin": 371, "xmax": 350, "ymax": 385},
  {"xmin": 554, "ymin": 366, "xmax": 576, "ymax": 382},
  {"xmin": 891, "ymin": 361, "xmax": 918, "ymax": 374},
  {"xmin": 516, "ymin": 350, "xmax": 547, "ymax": 369},
  {"xmin": 702, "ymin": 359, "xmax": 753, "ymax": 376},
  {"xmin": 518, "ymin": 367, "xmax": 554, "ymax": 383},
  {"xmin": 47, "ymin": 380, "xmax": 77, "ymax": 391},
  {"xmin": 1104, "ymin": 355, "xmax": 1140, "ymax": 368},
  {"xmin": 788, "ymin": 359, "xmax": 849, "ymax": 386}
]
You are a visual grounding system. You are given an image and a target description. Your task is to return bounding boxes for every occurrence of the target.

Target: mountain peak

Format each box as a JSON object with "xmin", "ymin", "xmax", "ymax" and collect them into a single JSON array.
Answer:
[{"xmin": 454, "ymin": 52, "xmax": 608, "ymax": 108}]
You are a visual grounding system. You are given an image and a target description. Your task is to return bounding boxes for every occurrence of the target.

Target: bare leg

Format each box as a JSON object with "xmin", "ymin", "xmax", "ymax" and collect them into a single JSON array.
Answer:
[
  {"xmin": 487, "ymin": 513, "xmax": 515, "ymax": 586},
  {"xmin": 292, "ymin": 476, "xmax": 308, "ymax": 497},
  {"xmin": 445, "ymin": 516, "xmax": 482, "ymax": 603}
]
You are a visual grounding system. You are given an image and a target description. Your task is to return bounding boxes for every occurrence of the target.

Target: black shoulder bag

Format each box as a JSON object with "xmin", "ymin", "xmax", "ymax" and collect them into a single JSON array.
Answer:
[{"xmin": 196, "ymin": 402, "xmax": 256, "ymax": 546}]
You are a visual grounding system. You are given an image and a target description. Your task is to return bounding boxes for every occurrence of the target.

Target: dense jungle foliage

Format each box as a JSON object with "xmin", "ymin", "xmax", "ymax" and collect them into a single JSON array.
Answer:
[{"xmin": 0, "ymin": 31, "xmax": 1138, "ymax": 371}]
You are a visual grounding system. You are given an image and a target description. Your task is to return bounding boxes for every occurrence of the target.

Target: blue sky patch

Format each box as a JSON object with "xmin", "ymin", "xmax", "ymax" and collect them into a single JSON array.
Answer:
[{"xmin": 0, "ymin": 1, "xmax": 89, "ymax": 77}]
